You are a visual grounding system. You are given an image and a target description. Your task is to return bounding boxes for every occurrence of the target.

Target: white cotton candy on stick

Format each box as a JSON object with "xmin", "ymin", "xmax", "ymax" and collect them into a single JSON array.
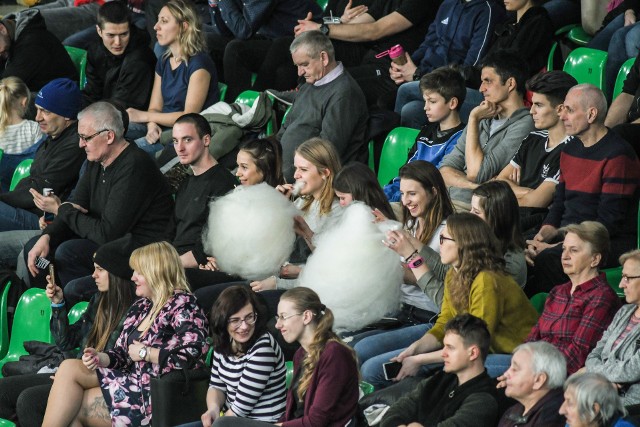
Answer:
[
  {"xmin": 299, "ymin": 202, "xmax": 402, "ymax": 332},
  {"xmin": 291, "ymin": 180, "xmax": 306, "ymax": 196},
  {"xmin": 203, "ymin": 183, "xmax": 298, "ymax": 280}
]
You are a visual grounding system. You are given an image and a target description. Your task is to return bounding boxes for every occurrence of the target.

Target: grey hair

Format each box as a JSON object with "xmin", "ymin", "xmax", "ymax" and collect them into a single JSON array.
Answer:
[
  {"xmin": 564, "ymin": 372, "xmax": 626, "ymax": 426},
  {"xmin": 77, "ymin": 102, "xmax": 125, "ymax": 140},
  {"xmin": 289, "ymin": 31, "xmax": 335, "ymax": 62},
  {"xmin": 568, "ymin": 83, "xmax": 608, "ymax": 124},
  {"xmin": 513, "ymin": 341, "xmax": 567, "ymax": 389},
  {"xmin": 620, "ymin": 249, "xmax": 640, "ymax": 266}
]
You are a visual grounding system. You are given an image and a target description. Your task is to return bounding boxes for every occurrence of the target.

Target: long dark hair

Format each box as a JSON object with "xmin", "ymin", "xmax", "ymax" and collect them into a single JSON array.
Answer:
[
  {"xmin": 399, "ymin": 160, "xmax": 453, "ymax": 244},
  {"xmin": 472, "ymin": 181, "xmax": 525, "ymax": 253},
  {"xmin": 333, "ymin": 162, "xmax": 396, "ymax": 219},
  {"xmin": 446, "ymin": 213, "xmax": 506, "ymax": 312},
  {"xmin": 238, "ymin": 138, "xmax": 284, "ymax": 187},
  {"xmin": 210, "ymin": 285, "xmax": 269, "ymax": 356},
  {"xmin": 85, "ymin": 273, "xmax": 136, "ymax": 351}
]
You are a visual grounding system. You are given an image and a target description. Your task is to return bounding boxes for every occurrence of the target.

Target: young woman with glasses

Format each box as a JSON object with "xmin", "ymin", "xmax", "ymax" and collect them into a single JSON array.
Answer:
[
  {"xmin": 212, "ymin": 287, "xmax": 359, "ymax": 427},
  {"xmin": 361, "ymin": 213, "xmax": 538, "ymax": 388},
  {"xmin": 178, "ymin": 285, "xmax": 286, "ymax": 427}
]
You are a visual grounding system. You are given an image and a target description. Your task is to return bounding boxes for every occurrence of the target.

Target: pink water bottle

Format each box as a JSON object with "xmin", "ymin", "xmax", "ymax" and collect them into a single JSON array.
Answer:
[{"xmin": 389, "ymin": 44, "xmax": 407, "ymax": 65}]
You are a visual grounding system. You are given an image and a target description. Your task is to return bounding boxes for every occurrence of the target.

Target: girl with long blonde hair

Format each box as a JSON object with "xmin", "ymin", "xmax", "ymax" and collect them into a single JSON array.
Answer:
[{"xmin": 43, "ymin": 241, "xmax": 209, "ymax": 426}]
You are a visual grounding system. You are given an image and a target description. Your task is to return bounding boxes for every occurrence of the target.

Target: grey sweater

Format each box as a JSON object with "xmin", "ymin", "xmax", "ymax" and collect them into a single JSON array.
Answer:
[
  {"xmin": 440, "ymin": 107, "xmax": 535, "ymax": 204},
  {"xmin": 276, "ymin": 66, "xmax": 368, "ymax": 181},
  {"xmin": 585, "ymin": 304, "xmax": 640, "ymax": 405}
]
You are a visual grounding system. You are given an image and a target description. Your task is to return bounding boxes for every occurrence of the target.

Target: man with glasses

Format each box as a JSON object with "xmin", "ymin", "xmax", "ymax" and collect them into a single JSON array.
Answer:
[
  {"xmin": 496, "ymin": 341, "xmax": 566, "ymax": 427},
  {"xmin": 23, "ymin": 101, "xmax": 174, "ymax": 294},
  {"xmin": 0, "ymin": 79, "xmax": 85, "ymax": 269}
]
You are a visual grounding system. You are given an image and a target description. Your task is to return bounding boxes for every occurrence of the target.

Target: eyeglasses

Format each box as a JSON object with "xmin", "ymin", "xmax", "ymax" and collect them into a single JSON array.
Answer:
[
  {"xmin": 78, "ymin": 129, "xmax": 110, "ymax": 142},
  {"xmin": 439, "ymin": 234, "xmax": 455, "ymax": 245},
  {"xmin": 621, "ymin": 274, "xmax": 640, "ymax": 283},
  {"xmin": 228, "ymin": 312, "xmax": 257, "ymax": 330},
  {"xmin": 274, "ymin": 312, "xmax": 303, "ymax": 322}
]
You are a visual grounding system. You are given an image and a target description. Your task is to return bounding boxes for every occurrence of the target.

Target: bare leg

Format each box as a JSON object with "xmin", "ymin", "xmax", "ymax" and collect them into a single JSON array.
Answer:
[
  {"xmin": 74, "ymin": 387, "xmax": 110, "ymax": 427},
  {"xmin": 42, "ymin": 359, "xmax": 100, "ymax": 427}
]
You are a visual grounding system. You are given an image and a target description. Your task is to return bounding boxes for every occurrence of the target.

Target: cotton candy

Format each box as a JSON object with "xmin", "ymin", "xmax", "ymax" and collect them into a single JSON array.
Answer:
[
  {"xmin": 203, "ymin": 183, "xmax": 298, "ymax": 280},
  {"xmin": 299, "ymin": 202, "xmax": 402, "ymax": 332}
]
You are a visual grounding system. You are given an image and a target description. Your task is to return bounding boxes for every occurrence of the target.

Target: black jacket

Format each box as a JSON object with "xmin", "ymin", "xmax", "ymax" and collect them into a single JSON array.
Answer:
[
  {"xmin": 0, "ymin": 122, "xmax": 84, "ymax": 215},
  {"xmin": 1, "ymin": 9, "xmax": 78, "ymax": 91},
  {"xmin": 83, "ymin": 26, "xmax": 155, "ymax": 110}
]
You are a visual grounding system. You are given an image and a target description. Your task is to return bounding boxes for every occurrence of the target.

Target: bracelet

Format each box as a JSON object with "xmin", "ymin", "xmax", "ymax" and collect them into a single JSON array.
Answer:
[
  {"xmin": 51, "ymin": 300, "xmax": 65, "ymax": 308},
  {"xmin": 407, "ymin": 256, "xmax": 425, "ymax": 269},
  {"xmin": 401, "ymin": 249, "xmax": 419, "ymax": 263}
]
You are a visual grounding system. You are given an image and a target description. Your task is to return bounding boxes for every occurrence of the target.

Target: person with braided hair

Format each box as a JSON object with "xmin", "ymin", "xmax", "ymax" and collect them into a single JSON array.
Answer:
[{"xmin": 212, "ymin": 287, "xmax": 360, "ymax": 427}]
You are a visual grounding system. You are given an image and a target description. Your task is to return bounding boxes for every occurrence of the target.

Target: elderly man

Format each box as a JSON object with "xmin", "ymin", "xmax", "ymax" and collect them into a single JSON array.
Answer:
[
  {"xmin": 276, "ymin": 31, "xmax": 368, "ymax": 181},
  {"xmin": 526, "ymin": 84, "xmax": 640, "ymax": 295},
  {"xmin": 497, "ymin": 341, "xmax": 567, "ymax": 427},
  {"xmin": 23, "ymin": 101, "xmax": 174, "ymax": 290}
]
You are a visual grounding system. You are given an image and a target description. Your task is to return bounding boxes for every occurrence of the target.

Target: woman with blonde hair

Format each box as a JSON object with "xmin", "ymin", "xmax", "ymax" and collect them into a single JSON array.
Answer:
[
  {"xmin": 250, "ymin": 137, "xmax": 342, "ymax": 291},
  {"xmin": 361, "ymin": 213, "xmax": 538, "ymax": 387},
  {"xmin": 42, "ymin": 241, "xmax": 209, "ymax": 426},
  {"xmin": 0, "ymin": 76, "xmax": 44, "ymax": 190},
  {"xmin": 212, "ymin": 287, "xmax": 359, "ymax": 427},
  {"xmin": 126, "ymin": 0, "xmax": 219, "ymax": 153}
]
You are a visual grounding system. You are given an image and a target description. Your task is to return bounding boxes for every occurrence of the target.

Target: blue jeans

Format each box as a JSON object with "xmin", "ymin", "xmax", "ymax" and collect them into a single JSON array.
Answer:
[
  {"xmin": 460, "ymin": 88, "xmax": 484, "ymax": 123},
  {"xmin": 542, "ymin": 0, "xmax": 580, "ymax": 30},
  {"xmin": 0, "ymin": 202, "xmax": 40, "ymax": 232},
  {"xmin": 134, "ymin": 135, "xmax": 165, "ymax": 155},
  {"xmin": 588, "ymin": 14, "xmax": 624, "ymax": 51},
  {"xmin": 484, "ymin": 354, "xmax": 512, "ymax": 378},
  {"xmin": 356, "ymin": 324, "xmax": 434, "ymax": 389},
  {"xmin": 0, "ymin": 230, "xmax": 39, "ymax": 268},
  {"xmin": 605, "ymin": 21, "xmax": 640, "ymax": 99},
  {"xmin": 394, "ymin": 81, "xmax": 427, "ymax": 129}
]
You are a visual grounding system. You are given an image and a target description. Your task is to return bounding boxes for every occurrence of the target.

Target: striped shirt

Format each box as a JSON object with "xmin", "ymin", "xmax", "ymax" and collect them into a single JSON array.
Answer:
[
  {"xmin": 210, "ymin": 332, "xmax": 286, "ymax": 422},
  {"xmin": 0, "ymin": 120, "xmax": 42, "ymax": 154}
]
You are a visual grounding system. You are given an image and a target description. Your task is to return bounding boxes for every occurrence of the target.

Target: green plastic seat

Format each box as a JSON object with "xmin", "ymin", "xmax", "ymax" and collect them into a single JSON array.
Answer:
[
  {"xmin": 612, "ymin": 57, "xmax": 636, "ymax": 101},
  {"xmin": 377, "ymin": 127, "xmax": 420, "ymax": 186},
  {"xmin": 0, "ymin": 282, "xmax": 11, "ymax": 361},
  {"xmin": 316, "ymin": 0, "xmax": 329, "ymax": 10},
  {"xmin": 234, "ymin": 90, "xmax": 276, "ymax": 135},
  {"xmin": 547, "ymin": 41, "xmax": 558, "ymax": 71},
  {"xmin": 218, "ymin": 82, "xmax": 228, "ymax": 102},
  {"xmin": 0, "ymin": 419, "xmax": 15, "ymax": 426},
  {"xmin": 368, "ymin": 140, "xmax": 376, "ymax": 172},
  {"xmin": 64, "ymin": 46, "xmax": 88, "ymax": 89},
  {"xmin": 0, "ymin": 289, "xmax": 52, "ymax": 377},
  {"xmin": 563, "ymin": 47, "xmax": 608, "ymax": 95},
  {"xmin": 68, "ymin": 301, "xmax": 89, "ymax": 324},
  {"xmin": 529, "ymin": 292, "xmax": 549, "ymax": 314},
  {"xmin": 603, "ymin": 267, "xmax": 624, "ymax": 298},
  {"xmin": 9, "ymin": 159, "xmax": 33, "ymax": 191},
  {"xmin": 567, "ymin": 26, "xmax": 593, "ymax": 46}
]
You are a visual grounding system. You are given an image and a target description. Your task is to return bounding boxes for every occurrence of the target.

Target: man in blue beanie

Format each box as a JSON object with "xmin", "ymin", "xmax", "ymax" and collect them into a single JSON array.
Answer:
[{"xmin": 0, "ymin": 78, "xmax": 85, "ymax": 267}]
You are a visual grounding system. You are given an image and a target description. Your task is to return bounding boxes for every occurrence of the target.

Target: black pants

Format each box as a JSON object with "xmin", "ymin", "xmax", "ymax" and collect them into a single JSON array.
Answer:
[
  {"xmin": 22, "ymin": 237, "xmax": 98, "ymax": 289},
  {"xmin": 612, "ymin": 122, "xmax": 640, "ymax": 158},
  {"xmin": 0, "ymin": 373, "xmax": 51, "ymax": 426}
]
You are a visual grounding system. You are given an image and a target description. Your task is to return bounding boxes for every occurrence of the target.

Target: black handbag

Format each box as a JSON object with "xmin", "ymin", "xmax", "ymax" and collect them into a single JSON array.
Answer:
[{"xmin": 150, "ymin": 343, "xmax": 210, "ymax": 427}]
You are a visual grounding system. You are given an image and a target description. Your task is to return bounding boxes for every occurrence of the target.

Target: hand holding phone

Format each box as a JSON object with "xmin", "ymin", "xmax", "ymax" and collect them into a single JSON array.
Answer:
[{"xmin": 383, "ymin": 361, "xmax": 402, "ymax": 381}]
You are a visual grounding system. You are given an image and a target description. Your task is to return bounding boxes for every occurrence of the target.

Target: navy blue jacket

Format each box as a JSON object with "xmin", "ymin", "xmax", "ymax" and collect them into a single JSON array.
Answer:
[{"xmin": 411, "ymin": 0, "xmax": 505, "ymax": 76}]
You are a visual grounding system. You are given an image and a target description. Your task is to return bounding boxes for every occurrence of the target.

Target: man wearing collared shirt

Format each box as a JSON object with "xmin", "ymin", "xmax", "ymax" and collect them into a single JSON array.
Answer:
[{"xmin": 276, "ymin": 31, "xmax": 368, "ymax": 181}]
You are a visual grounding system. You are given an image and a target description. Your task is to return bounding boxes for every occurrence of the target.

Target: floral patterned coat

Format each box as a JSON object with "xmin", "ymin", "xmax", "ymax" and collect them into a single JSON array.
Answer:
[{"xmin": 97, "ymin": 291, "xmax": 209, "ymax": 426}]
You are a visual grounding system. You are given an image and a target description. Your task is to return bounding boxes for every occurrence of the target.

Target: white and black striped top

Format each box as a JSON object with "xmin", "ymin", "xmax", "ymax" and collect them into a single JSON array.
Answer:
[{"xmin": 210, "ymin": 332, "xmax": 287, "ymax": 422}]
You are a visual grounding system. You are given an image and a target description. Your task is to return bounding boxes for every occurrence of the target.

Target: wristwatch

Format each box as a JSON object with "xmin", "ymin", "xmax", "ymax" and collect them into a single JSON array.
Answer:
[
  {"xmin": 319, "ymin": 23, "xmax": 330, "ymax": 36},
  {"xmin": 138, "ymin": 346, "xmax": 148, "ymax": 361}
]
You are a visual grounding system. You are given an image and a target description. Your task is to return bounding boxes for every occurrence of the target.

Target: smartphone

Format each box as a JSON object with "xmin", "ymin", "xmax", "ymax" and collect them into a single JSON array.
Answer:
[
  {"xmin": 48, "ymin": 264, "xmax": 55, "ymax": 285},
  {"xmin": 383, "ymin": 361, "xmax": 402, "ymax": 381},
  {"xmin": 43, "ymin": 188, "xmax": 55, "ymax": 224}
]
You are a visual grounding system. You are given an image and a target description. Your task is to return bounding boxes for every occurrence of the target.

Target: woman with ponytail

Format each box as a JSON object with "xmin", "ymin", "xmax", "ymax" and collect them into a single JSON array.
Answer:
[
  {"xmin": 212, "ymin": 287, "xmax": 360, "ymax": 427},
  {"xmin": 0, "ymin": 76, "xmax": 44, "ymax": 190}
]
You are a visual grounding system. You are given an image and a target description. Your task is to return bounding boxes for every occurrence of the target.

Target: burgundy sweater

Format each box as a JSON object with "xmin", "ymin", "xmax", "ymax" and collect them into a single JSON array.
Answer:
[{"xmin": 282, "ymin": 341, "xmax": 359, "ymax": 427}]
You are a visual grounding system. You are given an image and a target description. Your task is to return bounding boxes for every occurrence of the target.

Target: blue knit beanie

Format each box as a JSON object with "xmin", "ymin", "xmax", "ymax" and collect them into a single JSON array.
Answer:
[{"xmin": 35, "ymin": 78, "xmax": 81, "ymax": 119}]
